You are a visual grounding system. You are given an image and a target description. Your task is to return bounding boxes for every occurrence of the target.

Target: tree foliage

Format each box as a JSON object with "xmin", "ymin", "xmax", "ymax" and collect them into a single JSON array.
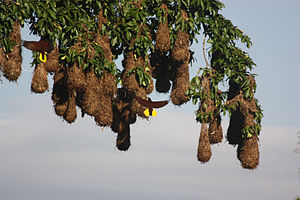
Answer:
[{"xmin": 0, "ymin": 0, "xmax": 263, "ymax": 169}]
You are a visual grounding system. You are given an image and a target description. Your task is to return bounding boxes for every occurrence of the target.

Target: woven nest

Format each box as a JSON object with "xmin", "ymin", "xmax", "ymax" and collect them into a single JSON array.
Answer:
[
  {"xmin": 227, "ymin": 110, "xmax": 244, "ymax": 145},
  {"xmin": 151, "ymin": 52, "xmax": 171, "ymax": 93},
  {"xmin": 111, "ymin": 88, "xmax": 136, "ymax": 133},
  {"xmin": 81, "ymin": 70, "xmax": 101, "ymax": 116},
  {"xmin": 94, "ymin": 96, "xmax": 113, "ymax": 127},
  {"xmin": 67, "ymin": 62, "xmax": 86, "ymax": 92},
  {"xmin": 170, "ymin": 61, "xmax": 190, "ymax": 105},
  {"xmin": 52, "ymin": 68, "xmax": 69, "ymax": 117},
  {"xmin": 171, "ymin": 30, "xmax": 190, "ymax": 62},
  {"xmin": 237, "ymin": 135, "xmax": 259, "ymax": 169},
  {"xmin": 116, "ymin": 123, "xmax": 131, "ymax": 151},
  {"xmin": 208, "ymin": 111, "xmax": 223, "ymax": 144},
  {"xmin": 0, "ymin": 21, "xmax": 22, "ymax": 81},
  {"xmin": 226, "ymin": 91, "xmax": 259, "ymax": 145},
  {"xmin": 63, "ymin": 91, "xmax": 77, "ymax": 123},
  {"xmin": 155, "ymin": 4, "xmax": 170, "ymax": 53},
  {"xmin": 197, "ymin": 123, "xmax": 212, "ymax": 163},
  {"xmin": 31, "ymin": 63, "xmax": 48, "ymax": 94},
  {"xmin": 122, "ymin": 52, "xmax": 152, "ymax": 118},
  {"xmin": 44, "ymin": 43, "xmax": 60, "ymax": 73}
]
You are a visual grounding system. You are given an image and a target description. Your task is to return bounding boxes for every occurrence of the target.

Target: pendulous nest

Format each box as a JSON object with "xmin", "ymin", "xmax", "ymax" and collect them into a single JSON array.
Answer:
[
  {"xmin": 31, "ymin": 63, "xmax": 48, "ymax": 94},
  {"xmin": 171, "ymin": 30, "xmax": 190, "ymax": 62},
  {"xmin": 67, "ymin": 63, "xmax": 86, "ymax": 92},
  {"xmin": 0, "ymin": 21, "xmax": 22, "ymax": 81},
  {"xmin": 197, "ymin": 123, "xmax": 212, "ymax": 163},
  {"xmin": 122, "ymin": 51, "xmax": 152, "ymax": 117},
  {"xmin": 150, "ymin": 52, "xmax": 172, "ymax": 93},
  {"xmin": 52, "ymin": 68, "xmax": 69, "ymax": 117},
  {"xmin": 155, "ymin": 4, "xmax": 170, "ymax": 53},
  {"xmin": 208, "ymin": 111, "xmax": 223, "ymax": 144},
  {"xmin": 63, "ymin": 91, "xmax": 77, "ymax": 123},
  {"xmin": 44, "ymin": 43, "xmax": 60, "ymax": 73},
  {"xmin": 237, "ymin": 134, "xmax": 259, "ymax": 169},
  {"xmin": 170, "ymin": 61, "xmax": 190, "ymax": 105},
  {"xmin": 116, "ymin": 123, "xmax": 131, "ymax": 151}
]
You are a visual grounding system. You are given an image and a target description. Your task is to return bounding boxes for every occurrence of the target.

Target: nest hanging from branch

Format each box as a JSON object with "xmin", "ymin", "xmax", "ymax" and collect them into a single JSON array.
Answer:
[
  {"xmin": 52, "ymin": 67, "xmax": 69, "ymax": 117},
  {"xmin": 44, "ymin": 43, "xmax": 60, "ymax": 73},
  {"xmin": 197, "ymin": 123, "xmax": 212, "ymax": 163},
  {"xmin": 208, "ymin": 111, "xmax": 223, "ymax": 144},
  {"xmin": 31, "ymin": 62, "xmax": 48, "ymax": 93},
  {"xmin": 63, "ymin": 90, "xmax": 77, "ymax": 123},
  {"xmin": 0, "ymin": 21, "xmax": 22, "ymax": 81},
  {"xmin": 170, "ymin": 61, "xmax": 190, "ymax": 105},
  {"xmin": 237, "ymin": 134, "xmax": 259, "ymax": 169},
  {"xmin": 155, "ymin": 4, "xmax": 170, "ymax": 53}
]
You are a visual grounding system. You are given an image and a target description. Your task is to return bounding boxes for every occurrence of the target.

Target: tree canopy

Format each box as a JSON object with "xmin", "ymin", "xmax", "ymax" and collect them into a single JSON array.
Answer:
[{"xmin": 0, "ymin": 0, "xmax": 263, "ymax": 169}]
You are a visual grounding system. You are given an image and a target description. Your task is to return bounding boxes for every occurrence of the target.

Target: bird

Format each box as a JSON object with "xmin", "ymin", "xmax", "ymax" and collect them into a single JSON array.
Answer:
[
  {"xmin": 22, "ymin": 38, "xmax": 54, "ymax": 62},
  {"xmin": 135, "ymin": 96, "xmax": 169, "ymax": 117}
]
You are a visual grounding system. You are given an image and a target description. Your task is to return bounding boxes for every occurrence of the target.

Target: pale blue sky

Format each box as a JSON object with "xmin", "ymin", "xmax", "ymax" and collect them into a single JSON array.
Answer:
[{"xmin": 0, "ymin": 1, "xmax": 300, "ymax": 200}]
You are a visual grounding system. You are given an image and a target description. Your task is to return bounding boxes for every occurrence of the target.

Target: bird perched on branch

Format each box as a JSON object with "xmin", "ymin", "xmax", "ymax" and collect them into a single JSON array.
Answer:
[
  {"xmin": 22, "ymin": 38, "xmax": 54, "ymax": 62},
  {"xmin": 135, "ymin": 96, "xmax": 169, "ymax": 117}
]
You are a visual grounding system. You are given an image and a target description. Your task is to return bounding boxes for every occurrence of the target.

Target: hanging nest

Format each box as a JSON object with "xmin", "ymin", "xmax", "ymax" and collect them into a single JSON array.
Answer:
[
  {"xmin": 122, "ymin": 52, "xmax": 151, "ymax": 117},
  {"xmin": 227, "ymin": 110, "xmax": 244, "ymax": 145},
  {"xmin": 237, "ymin": 135, "xmax": 259, "ymax": 169},
  {"xmin": 208, "ymin": 111, "xmax": 223, "ymax": 144},
  {"xmin": 226, "ymin": 92, "xmax": 258, "ymax": 145},
  {"xmin": 197, "ymin": 123, "xmax": 212, "ymax": 163},
  {"xmin": 67, "ymin": 62, "xmax": 86, "ymax": 92},
  {"xmin": 171, "ymin": 28, "xmax": 190, "ymax": 62},
  {"xmin": 116, "ymin": 123, "xmax": 131, "ymax": 151},
  {"xmin": 93, "ymin": 95, "xmax": 114, "ymax": 127},
  {"xmin": 44, "ymin": 43, "xmax": 60, "ymax": 73},
  {"xmin": 52, "ymin": 68, "xmax": 69, "ymax": 117},
  {"xmin": 170, "ymin": 61, "xmax": 190, "ymax": 105},
  {"xmin": 151, "ymin": 52, "xmax": 171, "ymax": 93},
  {"xmin": 93, "ymin": 71, "xmax": 117, "ymax": 127},
  {"xmin": 155, "ymin": 4, "xmax": 170, "ymax": 53},
  {"xmin": 81, "ymin": 69, "xmax": 101, "ymax": 116},
  {"xmin": 31, "ymin": 63, "xmax": 48, "ymax": 93},
  {"xmin": 63, "ymin": 91, "xmax": 77, "ymax": 123},
  {"xmin": 111, "ymin": 88, "xmax": 136, "ymax": 133},
  {"xmin": 0, "ymin": 21, "xmax": 22, "ymax": 81}
]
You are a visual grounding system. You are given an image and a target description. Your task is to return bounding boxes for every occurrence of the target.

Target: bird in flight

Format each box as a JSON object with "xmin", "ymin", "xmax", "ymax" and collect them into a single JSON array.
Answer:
[
  {"xmin": 135, "ymin": 96, "xmax": 169, "ymax": 117},
  {"xmin": 22, "ymin": 38, "xmax": 53, "ymax": 62}
]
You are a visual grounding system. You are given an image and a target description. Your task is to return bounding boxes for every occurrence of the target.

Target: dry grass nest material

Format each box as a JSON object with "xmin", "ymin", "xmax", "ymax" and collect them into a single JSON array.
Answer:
[
  {"xmin": 63, "ymin": 91, "xmax": 77, "ymax": 123},
  {"xmin": 197, "ymin": 123, "xmax": 212, "ymax": 163},
  {"xmin": 31, "ymin": 63, "xmax": 48, "ymax": 94},
  {"xmin": 116, "ymin": 123, "xmax": 131, "ymax": 151},
  {"xmin": 237, "ymin": 135, "xmax": 259, "ymax": 169},
  {"xmin": 0, "ymin": 21, "xmax": 22, "ymax": 81},
  {"xmin": 170, "ymin": 61, "xmax": 190, "ymax": 105},
  {"xmin": 208, "ymin": 112, "xmax": 223, "ymax": 144},
  {"xmin": 171, "ymin": 30, "xmax": 190, "ymax": 62},
  {"xmin": 44, "ymin": 43, "xmax": 60, "ymax": 73},
  {"xmin": 155, "ymin": 4, "xmax": 170, "ymax": 53},
  {"xmin": 52, "ymin": 68, "xmax": 69, "ymax": 117}
]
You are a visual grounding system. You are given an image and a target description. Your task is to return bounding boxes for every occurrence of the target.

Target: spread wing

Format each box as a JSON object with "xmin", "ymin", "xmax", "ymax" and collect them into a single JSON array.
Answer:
[
  {"xmin": 22, "ymin": 40, "xmax": 53, "ymax": 53},
  {"xmin": 135, "ymin": 96, "xmax": 169, "ymax": 108},
  {"xmin": 151, "ymin": 100, "xmax": 169, "ymax": 108},
  {"xmin": 135, "ymin": 96, "xmax": 151, "ymax": 108}
]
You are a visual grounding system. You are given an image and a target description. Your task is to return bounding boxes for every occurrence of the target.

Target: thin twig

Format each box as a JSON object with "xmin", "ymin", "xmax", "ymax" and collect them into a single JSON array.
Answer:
[{"xmin": 203, "ymin": 36, "xmax": 210, "ymax": 67}]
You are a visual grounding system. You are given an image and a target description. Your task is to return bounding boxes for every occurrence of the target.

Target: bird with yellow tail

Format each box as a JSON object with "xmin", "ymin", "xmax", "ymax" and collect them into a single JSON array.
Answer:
[
  {"xmin": 135, "ymin": 96, "xmax": 169, "ymax": 117},
  {"xmin": 22, "ymin": 38, "xmax": 54, "ymax": 62}
]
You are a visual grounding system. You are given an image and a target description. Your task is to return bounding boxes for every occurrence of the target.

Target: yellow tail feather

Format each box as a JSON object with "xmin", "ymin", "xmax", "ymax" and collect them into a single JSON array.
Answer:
[
  {"xmin": 39, "ymin": 53, "xmax": 47, "ymax": 62},
  {"xmin": 144, "ymin": 108, "xmax": 150, "ymax": 117},
  {"xmin": 152, "ymin": 109, "xmax": 157, "ymax": 117},
  {"xmin": 143, "ymin": 108, "xmax": 157, "ymax": 117}
]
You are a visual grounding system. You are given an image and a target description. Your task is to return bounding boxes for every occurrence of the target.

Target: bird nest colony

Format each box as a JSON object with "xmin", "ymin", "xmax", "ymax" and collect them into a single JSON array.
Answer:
[{"xmin": 0, "ymin": 0, "xmax": 263, "ymax": 169}]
